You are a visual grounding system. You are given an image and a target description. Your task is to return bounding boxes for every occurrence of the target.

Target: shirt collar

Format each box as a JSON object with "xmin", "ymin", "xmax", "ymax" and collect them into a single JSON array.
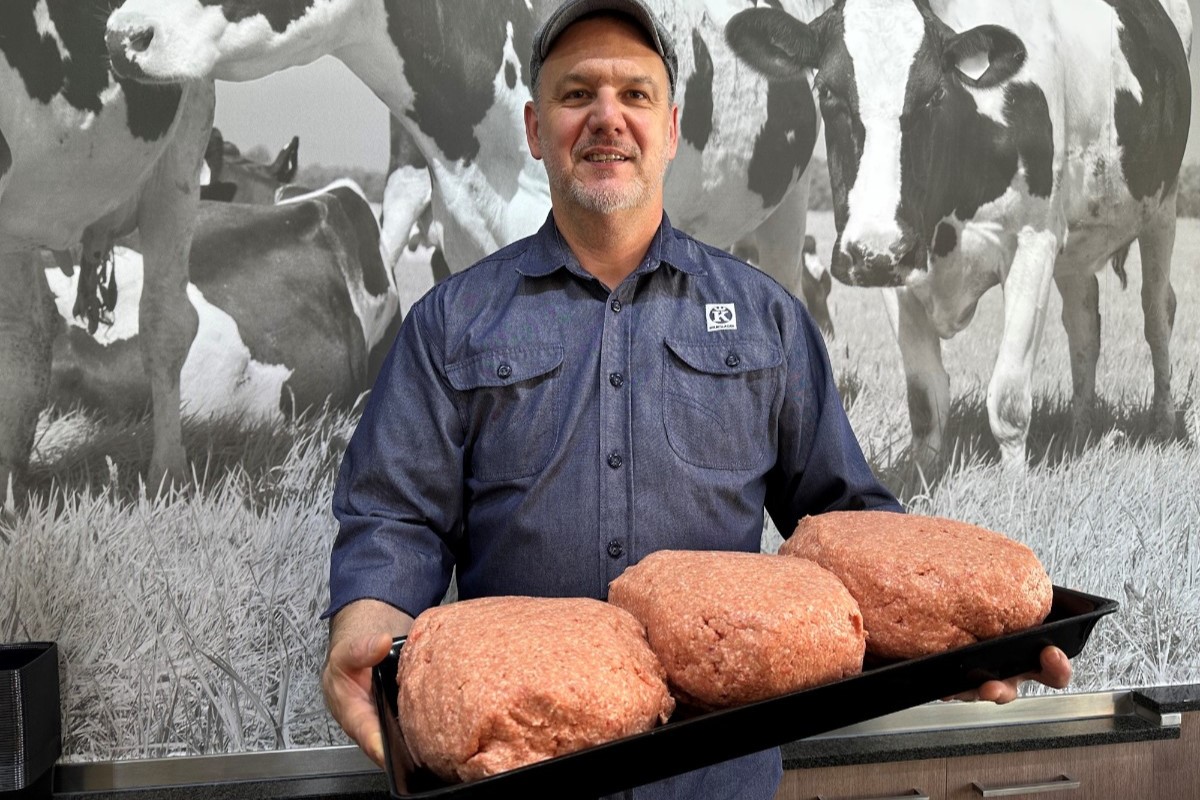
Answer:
[{"xmin": 515, "ymin": 211, "xmax": 706, "ymax": 280}]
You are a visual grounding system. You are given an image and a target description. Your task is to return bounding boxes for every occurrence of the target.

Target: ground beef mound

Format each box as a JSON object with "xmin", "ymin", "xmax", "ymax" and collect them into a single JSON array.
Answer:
[
  {"xmin": 608, "ymin": 550, "xmax": 865, "ymax": 709},
  {"xmin": 396, "ymin": 596, "xmax": 673, "ymax": 783},
  {"xmin": 780, "ymin": 511, "xmax": 1053, "ymax": 659}
]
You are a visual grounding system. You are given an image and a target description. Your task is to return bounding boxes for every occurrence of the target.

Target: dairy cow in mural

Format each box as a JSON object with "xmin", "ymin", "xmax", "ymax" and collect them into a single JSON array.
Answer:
[
  {"xmin": 728, "ymin": 0, "xmax": 1193, "ymax": 474},
  {"xmin": 104, "ymin": 0, "xmax": 837, "ymax": 330},
  {"xmin": 50, "ymin": 180, "xmax": 398, "ymax": 422},
  {"xmin": 800, "ymin": 233, "xmax": 834, "ymax": 338},
  {"xmin": 201, "ymin": 127, "xmax": 301, "ymax": 204},
  {"xmin": 0, "ymin": 1, "xmax": 214, "ymax": 494}
]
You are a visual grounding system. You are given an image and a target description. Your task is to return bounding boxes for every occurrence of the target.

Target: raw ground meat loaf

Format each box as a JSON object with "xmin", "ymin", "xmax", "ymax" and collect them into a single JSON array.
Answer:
[
  {"xmin": 608, "ymin": 550, "xmax": 865, "ymax": 709},
  {"xmin": 780, "ymin": 511, "xmax": 1053, "ymax": 659},
  {"xmin": 396, "ymin": 596, "xmax": 674, "ymax": 783}
]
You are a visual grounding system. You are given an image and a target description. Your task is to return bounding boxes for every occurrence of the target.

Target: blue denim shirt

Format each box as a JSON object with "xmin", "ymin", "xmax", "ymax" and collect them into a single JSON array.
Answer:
[{"xmin": 327, "ymin": 212, "xmax": 902, "ymax": 799}]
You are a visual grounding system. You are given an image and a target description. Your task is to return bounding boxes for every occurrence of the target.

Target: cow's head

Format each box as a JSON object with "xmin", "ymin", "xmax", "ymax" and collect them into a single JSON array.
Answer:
[
  {"xmin": 105, "ymin": 0, "xmax": 333, "ymax": 82},
  {"xmin": 202, "ymin": 132, "xmax": 301, "ymax": 204},
  {"xmin": 727, "ymin": 0, "xmax": 1028, "ymax": 287}
]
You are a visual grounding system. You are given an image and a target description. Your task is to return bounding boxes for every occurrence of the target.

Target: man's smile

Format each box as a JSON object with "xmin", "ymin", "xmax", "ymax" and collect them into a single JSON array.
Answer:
[{"xmin": 579, "ymin": 143, "xmax": 636, "ymax": 165}]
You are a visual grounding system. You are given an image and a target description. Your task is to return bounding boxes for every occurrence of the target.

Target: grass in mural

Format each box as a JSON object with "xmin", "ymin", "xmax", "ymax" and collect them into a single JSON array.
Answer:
[
  {"xmin": 23, "ymin": 402, "xmax": 353, "ymax": 507},
  {"xmin": 865, "ymin": 378, "xmax": 1196, "ymax": 497},
  {"xmin": 2, "ymin": 409, "xmax": 355, "ymax": 759},
  {"xmin": 903, "ymin": 443, "xmax": 1200, "ymax": 693},
  {"xmin": 2, "ymin": 214, "xmax": 1198, "ymax": 760}
]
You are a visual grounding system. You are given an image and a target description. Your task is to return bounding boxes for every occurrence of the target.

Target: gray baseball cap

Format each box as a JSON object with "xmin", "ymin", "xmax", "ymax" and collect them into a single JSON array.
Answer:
[{"xmin": 530, "ymin": 0, "xmax": 678, "ymax": 97}]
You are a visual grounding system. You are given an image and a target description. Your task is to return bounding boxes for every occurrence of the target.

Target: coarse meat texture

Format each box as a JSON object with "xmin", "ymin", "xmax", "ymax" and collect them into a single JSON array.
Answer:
[
  {"xmin": 780, "ymin": 511, "xmax": 1053, "ymax": 660},
  {"xmin": 608, "ymin": 550, "xmax": 865, "ymax": 709},
  {"xmin": 396, "ymin": 596, "xmax": 674, "ymax": 783}
]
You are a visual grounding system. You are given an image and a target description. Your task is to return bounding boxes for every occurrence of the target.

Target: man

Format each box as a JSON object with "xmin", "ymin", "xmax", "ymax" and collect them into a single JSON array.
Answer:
[{"xmin": 321, "ymin": 1, "xmax": 1072, "ymax": 797}]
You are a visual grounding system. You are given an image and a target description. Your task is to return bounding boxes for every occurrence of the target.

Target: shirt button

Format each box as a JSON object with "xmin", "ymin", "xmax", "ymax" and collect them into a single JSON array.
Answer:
[
  {"xmin": 496, "ymin": 363, "xmax": 512, "ymax": 379},
  {"xmin": 609, "ymin": 372, "xmax": 624, "ymax": 388},
  {"xmin": 725, "ymin": 353, "xmax": 741, "ymax": 368},
  {"xmin": 606, "ymin": 452, "xmax": 623, "ymax": 469},
  {"xmin": 610, "ymin": 299, "xmax": 623, "ymax": 313},
  {"xmin": 607, "ymin": 540, "xmax": 624, "ymax": 559}
]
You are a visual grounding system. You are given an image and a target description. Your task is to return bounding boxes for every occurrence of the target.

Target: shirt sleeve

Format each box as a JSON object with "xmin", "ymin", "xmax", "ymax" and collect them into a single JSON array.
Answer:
[
  {"xmin": 322, "ymin": 293, "xmax": 462, "ymax": 620},
  {"xmin": 765, "ymin": 299, "xmax": 904, "ymax": 536}
]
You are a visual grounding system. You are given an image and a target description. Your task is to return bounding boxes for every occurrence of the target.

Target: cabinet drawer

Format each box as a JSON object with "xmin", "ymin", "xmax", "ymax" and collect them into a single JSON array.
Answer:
[
  {"xmin": 1152, "ymin": 712, "xmax": 1198, "ymax": 800},
  {"xmin": 777, "ymin": 758, "xmax": 945, "ymax": 800},
  {"xmin": 945, "ymin": 741, "xmax": 1156, "ymax": 799}
]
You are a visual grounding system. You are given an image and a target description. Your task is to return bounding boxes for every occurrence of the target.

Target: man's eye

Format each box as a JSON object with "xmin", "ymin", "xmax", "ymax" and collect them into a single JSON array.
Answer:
[{"xmin": 628, "ymin": 90, "xmax": 648, "ymax": 100}]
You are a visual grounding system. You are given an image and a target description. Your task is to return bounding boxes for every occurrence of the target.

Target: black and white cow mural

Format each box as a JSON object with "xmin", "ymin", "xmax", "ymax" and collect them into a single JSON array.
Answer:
[
  {"xmin": 103, "ymin": 0, "xmax": 837, "ymax": 323},
  {"xmin": 1, "ymin": 0, "xmax": 1196, "ymax": 766},
  {"xmin": 0, "ymin": 0, "xmax": 214, "ymax": 497},
  {"xmin": 727, "ymin": 0, "xmax": 1192, "ymax": 477},
  {"xmin": 49, "ymin": 180, "xmax": 396, "ymax": 422}
]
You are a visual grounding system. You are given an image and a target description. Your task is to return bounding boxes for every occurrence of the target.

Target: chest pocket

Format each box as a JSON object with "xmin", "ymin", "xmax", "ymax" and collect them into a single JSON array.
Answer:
[
  {"xmin": 446, "ymin": 345, "xmax": 564, "ymax": 481},
  {"xmin": 663, "ymin": 338, "xmax": 782, "ymax": 470}
]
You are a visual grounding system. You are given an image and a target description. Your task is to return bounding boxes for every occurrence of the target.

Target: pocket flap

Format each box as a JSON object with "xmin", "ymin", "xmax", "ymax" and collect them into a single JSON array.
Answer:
[
  {"xmin": 445, "ymin": 345, "xmax": 564, "ymax": 390},
  {"xmin": 664, "ymin": 339, "xmax": 782, "ymax": 375}
]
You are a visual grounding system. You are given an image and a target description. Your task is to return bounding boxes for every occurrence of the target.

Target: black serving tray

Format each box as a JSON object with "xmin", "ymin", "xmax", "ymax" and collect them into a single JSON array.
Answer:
[{"xmin": 371, "ymin": 586, "xmax": 1116, "ymax": 799}]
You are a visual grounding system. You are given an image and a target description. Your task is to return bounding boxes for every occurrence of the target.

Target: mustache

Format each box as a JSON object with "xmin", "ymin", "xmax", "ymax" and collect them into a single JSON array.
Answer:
[{"xmin": 574, "ymin": 138, "xmax": 639, "ymax": 159}]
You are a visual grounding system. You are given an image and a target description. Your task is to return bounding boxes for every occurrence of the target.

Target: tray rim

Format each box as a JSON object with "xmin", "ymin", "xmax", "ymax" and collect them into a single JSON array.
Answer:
[{"xmin": 371, "ymin": 584, "xmax": 1118, "ymax": 799}]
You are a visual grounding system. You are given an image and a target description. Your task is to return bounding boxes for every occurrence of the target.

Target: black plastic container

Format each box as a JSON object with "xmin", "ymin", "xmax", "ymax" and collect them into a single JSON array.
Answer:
[
  {"xmin": 372, "ymin": 586, "xmax": 1117, "ymax": 799},
  {"xmin": 0, "ymin": 642, "xmax": 60, "ymax": 796}
]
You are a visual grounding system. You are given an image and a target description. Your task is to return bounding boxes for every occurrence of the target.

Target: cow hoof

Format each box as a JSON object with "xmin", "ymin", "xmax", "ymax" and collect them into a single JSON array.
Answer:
[
  {"xmin": 909, "ymin": 437, "xmax": 944, "ymax": 473},
  {"xmin": 998, "ymin": 444, "xmax": 1028, "ymax": 473},
  {"xmin": 1064, "ymin": 421, "xmax": 1094, "ymax": 459},
  {"xmin": 885, "ymin": 442, "xmax": 946, "ymax": 497},
  {"xmin": 1152, "ymin": 402, "xmax": 1179, "ymax": 441},
  {"xmin": 146, "ymin": 458, "xmax": 189, "ymax": 496}
]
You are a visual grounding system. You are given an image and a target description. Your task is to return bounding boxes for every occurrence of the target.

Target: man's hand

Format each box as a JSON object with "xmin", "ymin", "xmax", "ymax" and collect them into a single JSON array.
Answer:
[
  {"xmin": 322, "ymin": 600, "xmax": 414, "ymax": 768},
  {"xmin": 946, "ymin": 646, "xmax": 1072, "ymax": 704}
]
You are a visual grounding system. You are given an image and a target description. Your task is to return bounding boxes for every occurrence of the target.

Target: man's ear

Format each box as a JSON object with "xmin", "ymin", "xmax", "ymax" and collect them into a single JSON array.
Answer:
[
  {"xmin": 666, "ymin": 103, "xmax": 680, "ymax": 160},
  {"xmin": 943, "ymin": 25, "xmax": 1026, "ymax": 89},
  {"xmin": 524, "ymin": 101, "xmax": 543, "ymax": 160}
]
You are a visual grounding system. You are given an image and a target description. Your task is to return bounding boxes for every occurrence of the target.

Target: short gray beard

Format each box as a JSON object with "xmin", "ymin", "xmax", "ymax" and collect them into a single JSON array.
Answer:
[
  {"xmin": 540, "ymin": 130, "xmax": 671, "ymax": 215},
  {"xmin": 563, "ymin": 171, "xmax": 652, "ymax": 214}
]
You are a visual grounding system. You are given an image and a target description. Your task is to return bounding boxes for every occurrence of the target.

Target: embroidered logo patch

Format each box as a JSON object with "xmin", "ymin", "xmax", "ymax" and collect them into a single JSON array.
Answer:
[{"xmin": 705, "ymin": 303, "xmax": 737, "ymax": 332}]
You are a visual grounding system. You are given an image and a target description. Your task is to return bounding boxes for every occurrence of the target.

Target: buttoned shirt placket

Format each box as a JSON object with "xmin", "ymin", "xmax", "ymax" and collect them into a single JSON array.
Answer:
[{"xmin": 597, "ymin": 269, "xmax": 640, "ymax": 594}]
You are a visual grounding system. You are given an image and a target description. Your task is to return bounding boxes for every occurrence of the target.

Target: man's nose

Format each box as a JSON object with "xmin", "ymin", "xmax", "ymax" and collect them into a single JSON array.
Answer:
[{"xmin": 588, "ymin": 92, "xmax": 624, "ymax": 133}]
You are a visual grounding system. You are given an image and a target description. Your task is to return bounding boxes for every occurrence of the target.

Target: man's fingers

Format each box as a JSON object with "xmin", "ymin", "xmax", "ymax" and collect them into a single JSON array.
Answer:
[
  {"xmin": 343, "ymin": 632, "xmax": 394, "ymax": 670},
  {"xmin": 346, "ymin": 703, "xmax": 387, "ymax": 768},
  {"xmin": 982, "ymin": 679, "xmax": 1017, "ymax": 704},
  {"xmin": 1038, "ymin": 646, "xmax": 1072, "ymax": 689},
  {"xmin": 943, "ymin": 647, "xmax": 1073, "ymax": 704},
  {"xmin": 325, "ymin": 665, "xmax": 387, "ymax": 768},
  {"xmin": 363, "ymin": 730, "xmax": 386, "ymax": 769},
  {"xmin": 322, "ymin": 632, "xmax": 395, "ymax": 769},
  {"xmin": 323, "ymin": 605, "xmax": 412, "ymax": 769}
]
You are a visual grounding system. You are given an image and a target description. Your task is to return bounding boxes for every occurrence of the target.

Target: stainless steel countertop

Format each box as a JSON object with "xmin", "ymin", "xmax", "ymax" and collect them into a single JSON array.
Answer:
[{"xmin": 53, "ymin": 688, "xmax": 1189, "ymax": 794}]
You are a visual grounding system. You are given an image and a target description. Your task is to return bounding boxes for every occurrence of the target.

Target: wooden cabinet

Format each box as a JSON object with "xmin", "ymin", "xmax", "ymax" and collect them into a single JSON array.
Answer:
[
  {"xmin": 1153, "ymin": 710, "xmax": 1199, "ymax": 800},
  {"xmin": 776, "ymin": 757, "xmax": 943, "ymax": 800},
  {"xmin": 775, "ymin": 710, "xmax": 1197, "ymax": 800},
  {"xmin": 944, "ymin": 739, "xmax": 1156, "ymax": 799}
]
